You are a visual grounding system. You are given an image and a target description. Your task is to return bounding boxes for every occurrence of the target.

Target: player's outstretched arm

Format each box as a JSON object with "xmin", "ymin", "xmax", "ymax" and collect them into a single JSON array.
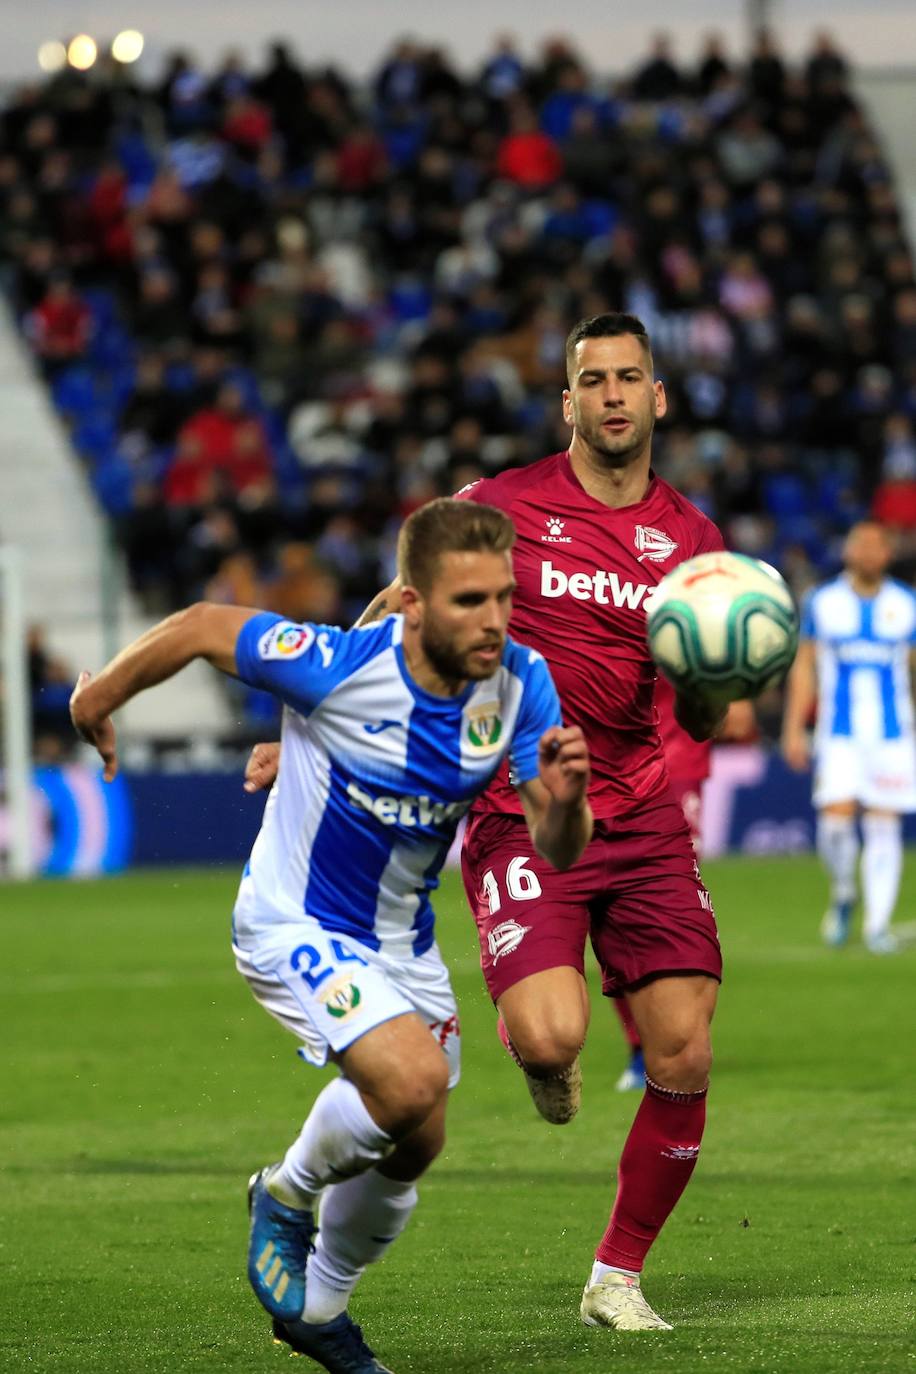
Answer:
[
  {"xmin": 517, "ymin": 725, "xmax": 593, "ymax": 870},
  {"xmin": 780, "ymin": 638, "xmax": 816, "ymax": 771},
  {"xmin": 70, "ymin": 603, "xmax": 260, "ymax": 781}
]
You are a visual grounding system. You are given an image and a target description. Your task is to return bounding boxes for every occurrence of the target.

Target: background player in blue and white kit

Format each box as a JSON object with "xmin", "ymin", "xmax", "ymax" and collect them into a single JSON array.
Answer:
[
  {"xmin": 782, "ymin": 521, "xmax": 916, "ymax": 953},
  {"xmin": 69, "ymin": 498, "xmax": 592, "ymax": 1374}
]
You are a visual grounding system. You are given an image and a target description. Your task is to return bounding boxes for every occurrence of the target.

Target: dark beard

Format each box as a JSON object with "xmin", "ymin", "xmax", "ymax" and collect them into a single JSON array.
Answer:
[{"xmin": 421, "ymin": 624, "xmax": 499, "ymax": 685}]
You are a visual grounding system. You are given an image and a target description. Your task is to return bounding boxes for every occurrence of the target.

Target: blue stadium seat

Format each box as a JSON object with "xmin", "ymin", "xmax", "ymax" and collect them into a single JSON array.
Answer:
[
  {"xmin": 92, "ymin": 459, "xmax": 136, "ymax": 515},
  {"xmin": 762, "ymin": 473, "xmax": 813, "ymax": 518},
  {"xmin": 81, "ymin": 288, "xmax": 118, "ymax": 328},
  {"xmin": 225, "ymin": 366, "xmax": 263, "ymax": 411},
  {"xmin": 115, "ymin": 131, "xmax": 158, "ymax": 193},
  {"xmin": 52, "ymin": 366, "xmax": 97, "ymax": 416},
  {"xmin": 164, "ymin": 362, "xmax": 196, "ymax": 392},
  {"xmin": 815, "ymin": 469, "xmax": 860, "ymax": 520},
  {"xmin": 108, "ymin": 363, "xmax": 138, "ymax": 407},
  {"xmin": 774, "ymin": 514, "xmax": 822, "ymax": 555},
  {"xmin": 90, "ymin": 326, "xmax": 134, "ymax": 370},
  {"xmin": 388, "ymin": 280, "xmax": 432, "ymax": 322},
  {"xmin": 72, "ymin": 413, "xmax": 118, "ymax": 463}
]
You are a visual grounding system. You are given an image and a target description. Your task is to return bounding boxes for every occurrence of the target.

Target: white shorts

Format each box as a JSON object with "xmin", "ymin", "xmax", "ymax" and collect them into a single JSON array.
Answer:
[
  {"xmin": 813, "ymin": 735, "xmax": 916, "ymax": 812},
  {"xmin": 233, "ymin": 919, "xmax": 461, "ymax": 1088}
]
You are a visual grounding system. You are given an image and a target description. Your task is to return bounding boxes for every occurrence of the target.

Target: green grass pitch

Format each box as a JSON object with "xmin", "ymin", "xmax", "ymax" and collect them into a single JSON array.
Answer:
[{"xmin": 2, "ymin": 856, "xmax": 914, "ymax": 1373}]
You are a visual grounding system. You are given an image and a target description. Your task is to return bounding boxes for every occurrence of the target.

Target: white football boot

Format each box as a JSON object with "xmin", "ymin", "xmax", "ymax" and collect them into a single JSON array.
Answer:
[
  {"xmin": 497, "ymin": 1015, "xmax": 581, "ymax": 1124},
  {"xmin": 524, "ymin": 1058, "xmax": 582, "ymax": 1125},
  {"xmin": 580, "ymin": 1271, "xmax": 673, "ymax": 1331}
]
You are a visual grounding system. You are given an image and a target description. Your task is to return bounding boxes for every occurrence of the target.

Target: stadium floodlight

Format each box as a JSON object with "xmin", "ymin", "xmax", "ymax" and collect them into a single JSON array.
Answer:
[
  {"xmin": 111, "ymin": 30, "xmax": 144, "ymax": 64},
  {"xmin": 0, "ymin": 547, "xmax": 33, "ymax": 879},
  {"xmin": 67, "ymin": 34, "xmax": 98, "ymax": 70},
  {"xmin": 37, "ymin": 41, "xmax": 67, "ymax": 74}
]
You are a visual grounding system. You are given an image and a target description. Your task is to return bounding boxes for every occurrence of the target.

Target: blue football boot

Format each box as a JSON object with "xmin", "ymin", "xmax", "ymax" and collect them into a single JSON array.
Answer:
[
  {"xmin": 615, "ymin": 1046, "xmax": 646, "ymax": 1092},
  {"xmin": 247, "ymin": 1166, "xmax": 316, "ymax": 1321},
  {"xmin": 821, "ymin": 900, "xmax": 853, "ymax": 947},
  {"xmin": 272, "ymin": 1312, "xmax": 395, "ymax": 1373}
]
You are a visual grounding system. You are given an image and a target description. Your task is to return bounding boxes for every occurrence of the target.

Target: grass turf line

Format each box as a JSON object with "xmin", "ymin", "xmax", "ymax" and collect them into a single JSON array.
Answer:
[{"xmin": 1, "ymin": 858, "xmax": 913, "ymax": 1373}]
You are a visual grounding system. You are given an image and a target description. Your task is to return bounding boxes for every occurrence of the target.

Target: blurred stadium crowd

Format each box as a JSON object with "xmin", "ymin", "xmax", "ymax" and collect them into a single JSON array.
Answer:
[{"xmin": 2, "ymin": 26, "xmax": 915, "ymax": 669}]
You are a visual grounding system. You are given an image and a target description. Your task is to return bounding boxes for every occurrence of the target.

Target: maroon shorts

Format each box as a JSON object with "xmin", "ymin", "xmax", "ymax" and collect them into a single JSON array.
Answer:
[{"xmin": 460, "ymin": 793, "xmax": 722, "ymax": 1003}]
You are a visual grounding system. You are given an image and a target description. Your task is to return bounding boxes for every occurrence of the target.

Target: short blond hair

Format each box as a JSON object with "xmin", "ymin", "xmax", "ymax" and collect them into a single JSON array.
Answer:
[{"xmin": 397, "ymin": 498, "xmax": 515, "ymax": 593}]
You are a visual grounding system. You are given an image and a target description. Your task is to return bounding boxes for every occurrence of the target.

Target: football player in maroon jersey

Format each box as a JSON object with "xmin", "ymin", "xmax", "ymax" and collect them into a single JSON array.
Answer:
[
  {"xmin": 612, "ymin": 683, "xmax": 755, "ymax": 1091},
  {"xmin": 246, "ymin": 314, "xmax": 739, "ymax": 1332}
]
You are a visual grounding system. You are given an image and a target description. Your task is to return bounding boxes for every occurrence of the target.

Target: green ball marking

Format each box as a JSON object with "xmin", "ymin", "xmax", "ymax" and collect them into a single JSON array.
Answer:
[{"xmin": 649, "ymin": 586, "xmax": 800, "ymax": 698}]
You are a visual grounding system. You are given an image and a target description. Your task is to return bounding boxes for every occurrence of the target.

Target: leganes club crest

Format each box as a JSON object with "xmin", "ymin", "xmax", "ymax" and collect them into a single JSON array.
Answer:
[
  {"xmin": 465, "ymin": 702, "xmax": 503, "ymax": 753},
  {"xmin": 320, "ymin": 975, "xmax": 362, "ymax": 1020}
]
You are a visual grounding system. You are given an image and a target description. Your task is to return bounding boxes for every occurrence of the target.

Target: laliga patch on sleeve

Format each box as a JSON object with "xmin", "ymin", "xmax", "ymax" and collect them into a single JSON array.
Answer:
[{"xmin": 258, "ymin": 621, "xmax": 315, "ymax": 661}]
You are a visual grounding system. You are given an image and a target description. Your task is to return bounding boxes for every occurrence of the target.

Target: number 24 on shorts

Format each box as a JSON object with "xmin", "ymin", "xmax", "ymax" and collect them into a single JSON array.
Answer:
[
  {"xmin": 481, "ymin": 856, "xmax": 543, "ymax": 914},
  {"xmin": 290, "ymin": 939, "xmax": 368, "ymax": 992}
]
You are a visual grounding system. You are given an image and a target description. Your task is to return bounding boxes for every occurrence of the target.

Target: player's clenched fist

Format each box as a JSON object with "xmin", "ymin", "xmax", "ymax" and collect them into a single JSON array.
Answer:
[
  {"xmin": 244, "ymin": 741, "xmax": 281, "ymax": 793},
  {"xmin": 537, "ymin": 725, "xmax": 590, "ymax": 805},
  {"xmin": 70, "ymin": 670, "xmax": 120, "ymax": 782}
]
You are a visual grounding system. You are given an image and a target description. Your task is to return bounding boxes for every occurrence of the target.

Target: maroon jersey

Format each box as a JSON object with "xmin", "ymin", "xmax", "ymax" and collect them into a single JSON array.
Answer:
[
  {"xmin": 654, "ymin": 675, "xmax": 712, "ymax": 784},
  {"xmin": 461, "ymin": 451, "xmax": 723, "ymax": 819}
]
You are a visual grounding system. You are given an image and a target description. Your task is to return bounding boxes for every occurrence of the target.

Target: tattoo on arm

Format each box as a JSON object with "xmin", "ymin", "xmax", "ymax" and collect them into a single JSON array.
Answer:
[{"xmin": 356, "ymin": 592, "xmax": 393, "ymax": 627}]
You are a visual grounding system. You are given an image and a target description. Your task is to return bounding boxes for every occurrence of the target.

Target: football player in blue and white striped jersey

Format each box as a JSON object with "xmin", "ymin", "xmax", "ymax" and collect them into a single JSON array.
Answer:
[
  {"xmin": 782, "ymin": 521, "xmax": 916, "ymax": 953},
  {"xmin": 70, "ymin": 498, "xmax": 591, "ymax": 1372}
]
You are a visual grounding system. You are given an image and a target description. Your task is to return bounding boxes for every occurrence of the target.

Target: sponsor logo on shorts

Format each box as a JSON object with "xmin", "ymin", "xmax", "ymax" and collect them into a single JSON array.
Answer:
[
  {"xmin": 487, "ymin": 919, "xmax": 532, "ymax": 962},
  {"xmin": 258, "ymin": 621, "xmax": 315, "ymax": 660},
  {"xmin": 429, "ymin": 1013, "xmax": 460, "ymax": 1049},
  {"xmin": 320, "ymin": 975, "xmax": 362, "ymax": 1020},
  {"xmin": 873, "ymin": 774, "xmax": 909, "ymax": 789},
  {"xmin": 697, "ymin": 888, "xmax": 714, "ymax": 914},
  {"xmin": 466, "ymin": 702, "xmax": 503, "ymax": 752},
  {"xmin": 634, "ymin": 524, "xmax": 678, "ymax": 563}
]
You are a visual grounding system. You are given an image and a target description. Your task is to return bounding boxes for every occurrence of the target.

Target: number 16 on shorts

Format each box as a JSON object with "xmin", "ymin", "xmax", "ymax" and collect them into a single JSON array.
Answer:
[
  {"xmin": 481, "ymin": 856, "xmax": 542, "ymax": 964},
  {"xmin": 481, "ymin": 855, "xmax": 543, "ymax": 914}
]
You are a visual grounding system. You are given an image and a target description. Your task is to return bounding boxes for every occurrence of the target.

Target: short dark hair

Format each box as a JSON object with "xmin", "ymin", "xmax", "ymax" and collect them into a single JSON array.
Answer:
[
  {"xmin": 397, "ymin": 498, "xmax": 515, "ymax": 593},
  {"xmin": 565, "ymin": 312, "xmax": 653, "ymax": 380}
]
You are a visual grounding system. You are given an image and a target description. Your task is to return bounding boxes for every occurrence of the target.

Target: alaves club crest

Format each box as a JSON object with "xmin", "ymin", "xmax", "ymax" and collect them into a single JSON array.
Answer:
[
  {"xmin": 634, "ymin": 524, "xmax": 678, "ymax": 563},
  {"xmin": 466, "ymin": 702, "xmax": 503, "ymax": 752}
]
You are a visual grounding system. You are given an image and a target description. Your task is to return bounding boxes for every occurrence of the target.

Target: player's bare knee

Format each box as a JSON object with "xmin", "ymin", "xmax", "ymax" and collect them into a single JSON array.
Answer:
[
  {"xmin": 510, "ymin": 1022, "xmax": 583, "ymax": 1077},
  {"xmin": 646, "ymin": 1037, "xmax": 712, "ymax": 1093},
  {"xmin": 381, "ymin": 1053, "xmax": 449, "ymax": 1137}
]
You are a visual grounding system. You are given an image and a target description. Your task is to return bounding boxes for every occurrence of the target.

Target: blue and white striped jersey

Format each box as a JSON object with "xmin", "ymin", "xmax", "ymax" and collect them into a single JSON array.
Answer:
[
  {"xmin": 232, "ymin": 613, "xmax": 562, "ymax": 957},
  {"xmin": 801, "ymin": 576, "xmax": 916, "ymax": 744}
]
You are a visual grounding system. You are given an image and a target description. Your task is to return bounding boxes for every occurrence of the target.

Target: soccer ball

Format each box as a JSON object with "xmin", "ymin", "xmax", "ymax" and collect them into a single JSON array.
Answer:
[{"xmin": 646, "ymin": 551, "xmax": 799, "ymax": 702}]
